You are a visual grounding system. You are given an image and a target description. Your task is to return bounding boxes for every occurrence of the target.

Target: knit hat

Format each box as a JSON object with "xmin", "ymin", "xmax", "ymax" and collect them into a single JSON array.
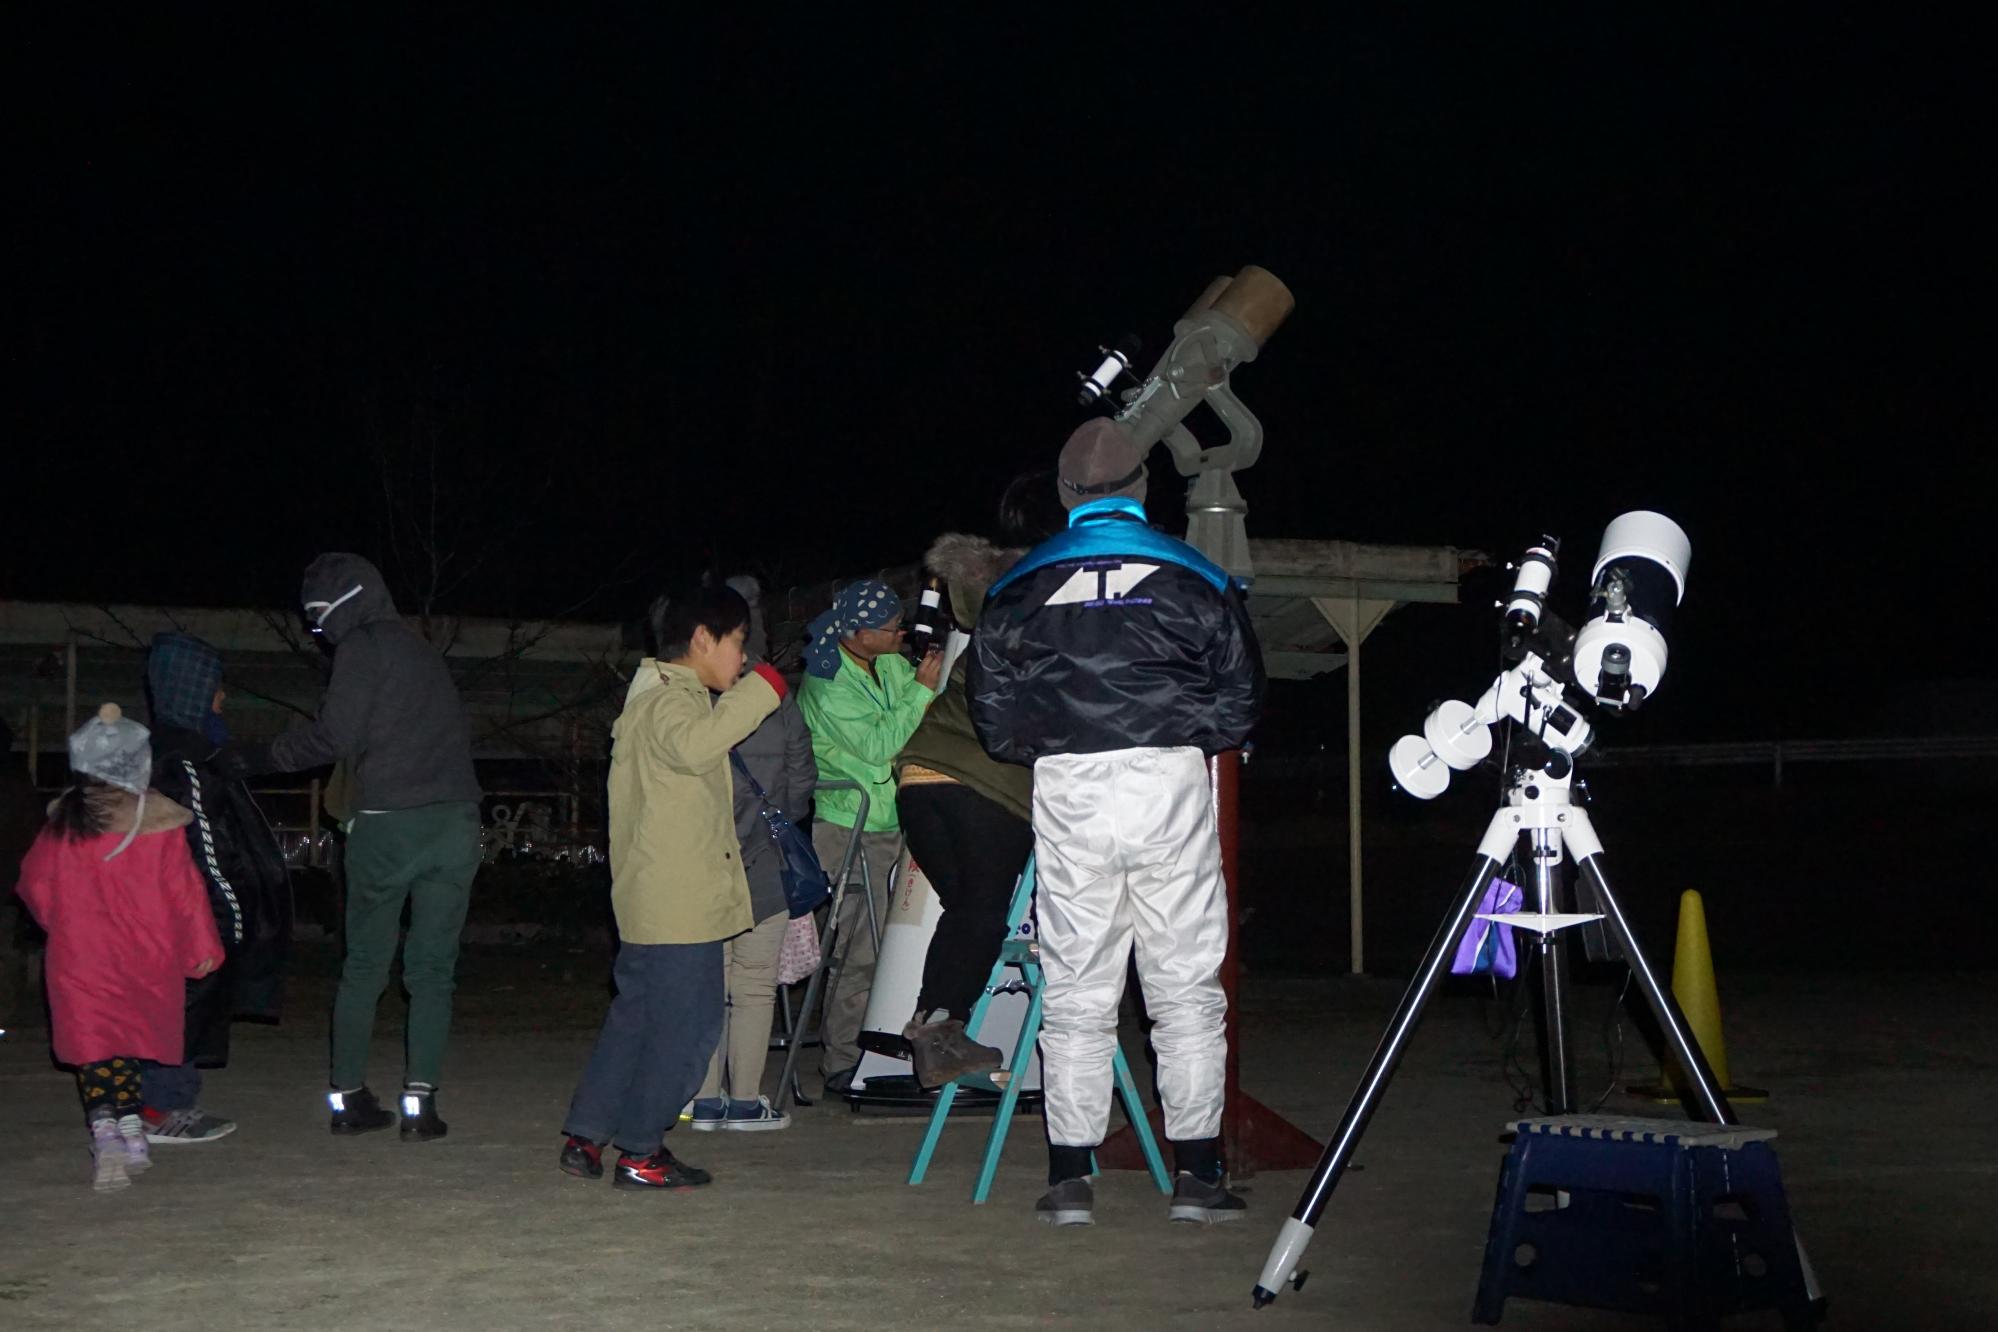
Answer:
[
  {"xmin": 69, "ymin": 703, "xmax": 152, "ymax": 795},
  {"xmin": 1056, "ymin": 418, "xmax": 1149, "ymax": 510}
]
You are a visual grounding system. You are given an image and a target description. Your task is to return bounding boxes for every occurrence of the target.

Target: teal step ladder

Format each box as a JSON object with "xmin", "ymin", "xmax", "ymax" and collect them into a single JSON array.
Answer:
[{"xmin": 907, "ymin": 853, "xmax": 1171, "ymax": 1202}]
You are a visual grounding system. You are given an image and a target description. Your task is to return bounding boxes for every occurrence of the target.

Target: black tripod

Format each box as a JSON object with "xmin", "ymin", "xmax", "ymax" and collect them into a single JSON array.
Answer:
[{"xmin": 1252, "ymin": 754, "xmax": 1814, "ymax": 1307}]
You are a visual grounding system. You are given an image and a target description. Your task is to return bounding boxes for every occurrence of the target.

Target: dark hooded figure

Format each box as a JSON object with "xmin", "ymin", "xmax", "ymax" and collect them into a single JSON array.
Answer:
[
  {"xmin": 138, "ymin": 633, "xmax": 294, "ymax": 1143},
  {"xmin": 241, "ymin": 552, "xmax": 481, "ymax": 1140}
]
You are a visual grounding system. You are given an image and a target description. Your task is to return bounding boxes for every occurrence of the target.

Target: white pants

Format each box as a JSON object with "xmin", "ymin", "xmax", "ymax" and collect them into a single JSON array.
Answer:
[{"xmin": 1032, "ymin": 746, "xmax": 1228, "ymax": 1146}]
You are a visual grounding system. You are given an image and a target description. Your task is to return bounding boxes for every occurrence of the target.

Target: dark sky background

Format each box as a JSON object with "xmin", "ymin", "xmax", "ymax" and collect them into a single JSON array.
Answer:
[{"xmin": 13, "ymin": 11, "xmax": 1992, "ymax": 741}]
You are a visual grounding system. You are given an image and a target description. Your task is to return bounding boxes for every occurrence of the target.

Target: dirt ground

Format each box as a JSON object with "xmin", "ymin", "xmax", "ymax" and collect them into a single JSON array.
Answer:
[{"xmin": 1, "ymin": 958, "xmax": 1990, "ymax": 1331}]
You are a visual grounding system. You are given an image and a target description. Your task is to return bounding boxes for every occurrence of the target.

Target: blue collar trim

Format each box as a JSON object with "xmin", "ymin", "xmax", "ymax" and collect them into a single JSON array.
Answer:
[{"xmin": 989, "ymin": 499, "xmax": 1235, "ymax": 596}]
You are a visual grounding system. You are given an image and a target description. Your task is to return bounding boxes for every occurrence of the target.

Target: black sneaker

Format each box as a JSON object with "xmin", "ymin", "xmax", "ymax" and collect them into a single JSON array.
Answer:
[
  {"xmin": 328, "ymin": 1087, "xmax": 395, "ymax": 1136},
  {"xmin": 1036, "ymin": 1176, "xmax": 1095, "ymax": 1227},
  {"xmin": 398, "ymin": 1088, "xmax": 449, "ymax": 1142},
  {"xmin": 612, "ymin": 1148, "xmax": 713, "ymax": 1191},
  {"xmin": 903, "ymin": 1017, "xmax": 1004, "ymax": 1089},
  {"xmin": 1168, "ymin": 1171, "xmax": 1248, "ymax": 1224},
  {"xmin": 559, "ymin": 1135, "xmax": 604, "ymax": 1179}
]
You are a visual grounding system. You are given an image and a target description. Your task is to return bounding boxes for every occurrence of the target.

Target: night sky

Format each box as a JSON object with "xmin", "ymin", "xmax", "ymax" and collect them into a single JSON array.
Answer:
[{"xmin": 14, "ymin": 11, "xmax": 1991, "ymax": 737}]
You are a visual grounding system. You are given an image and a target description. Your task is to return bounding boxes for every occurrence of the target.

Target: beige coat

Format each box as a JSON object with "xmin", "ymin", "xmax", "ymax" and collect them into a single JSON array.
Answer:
[{"xmin": 608, "ymin": 660, "xmax": 783, "ymax": 945}]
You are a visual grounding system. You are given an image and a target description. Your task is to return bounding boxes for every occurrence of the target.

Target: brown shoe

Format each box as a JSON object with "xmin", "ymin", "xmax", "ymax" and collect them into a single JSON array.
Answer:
[{"xmin": 902, "ymin": 1017, "xmax": 1004, "ymax": 1089}]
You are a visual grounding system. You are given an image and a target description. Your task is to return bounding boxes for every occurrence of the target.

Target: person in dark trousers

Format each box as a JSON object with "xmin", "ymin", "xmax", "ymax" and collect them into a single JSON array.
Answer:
[
  {"xmin": 558, "ymin": 585, "xmax": 790, "ymax": 1190},
  {"xmin": 139, "ymin": 633, "xmax": 293, "ymax": 1144},
  {"xmin": 687, "ymin": 577, "xmax": 816, "ymax": 1132},
  {"xmin": 971, "ymin": 418, "xmax": 1265, "ymax": 1229},
  {"xmin": 239, "ymin": 553, "xmax": 481, "ymax": 1139},
  {"xmin": 892, "ymin": 533, "xmax": 1034, "ymax": 1088}
]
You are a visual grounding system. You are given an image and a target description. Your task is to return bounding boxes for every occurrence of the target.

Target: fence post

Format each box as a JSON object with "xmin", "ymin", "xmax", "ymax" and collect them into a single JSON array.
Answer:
[{"xmin": 308, "ymin": 779, "xmax": 322, "ymax": 867}]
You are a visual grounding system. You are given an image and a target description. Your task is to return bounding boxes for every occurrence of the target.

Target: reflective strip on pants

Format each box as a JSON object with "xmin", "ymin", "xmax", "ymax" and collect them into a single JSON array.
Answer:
[{"xmin": 1031, "ymin": 746, "xmax": 1228, "ymax": 1147}]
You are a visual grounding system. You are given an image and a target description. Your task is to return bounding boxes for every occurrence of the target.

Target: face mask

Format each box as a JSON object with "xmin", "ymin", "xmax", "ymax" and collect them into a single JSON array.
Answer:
[{"xmin": 303, "ymin": 583, "xmax": 365, "ymax": 636}]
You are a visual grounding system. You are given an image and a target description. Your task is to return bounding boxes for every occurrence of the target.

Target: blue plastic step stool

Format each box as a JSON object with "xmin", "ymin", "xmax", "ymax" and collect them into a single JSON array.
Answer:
[
  {"xmin": 907, "ymin": 854, "xmax": 1170, "ymax": 1202},
  {"xmin": 1474, "ymin": 1114, "xmax": 1815, "ymax": 1330}
]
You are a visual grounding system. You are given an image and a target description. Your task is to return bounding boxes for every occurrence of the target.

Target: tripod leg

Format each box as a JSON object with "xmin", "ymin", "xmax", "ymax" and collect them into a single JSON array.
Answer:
[
  {"xmin": 1567, "ymin": 842, "xmax": 1733, "ymax": 1125},
  {"xmin": 1253, "ymin": 848, "xmax": 1504, "ymax": 1308},
  {"xmin": 1530, "ymin": 831, "xmax": 1575, "ymax": 1113},
  {"xmin": 1568, "ymin": 815, "xmax": 1825, "ymax": 1310}
]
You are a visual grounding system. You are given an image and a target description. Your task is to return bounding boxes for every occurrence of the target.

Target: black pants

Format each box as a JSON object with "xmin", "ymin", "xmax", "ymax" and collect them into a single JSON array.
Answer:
[{"xmin": 898, "ymin": 782, "xmax": 1036, "ymax": 1022}]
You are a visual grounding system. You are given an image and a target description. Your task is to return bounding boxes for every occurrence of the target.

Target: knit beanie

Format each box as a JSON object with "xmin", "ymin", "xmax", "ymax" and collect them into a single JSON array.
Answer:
[{"xmin": 69, "ymin": 703, "xmax": 152, "ymax": 795}]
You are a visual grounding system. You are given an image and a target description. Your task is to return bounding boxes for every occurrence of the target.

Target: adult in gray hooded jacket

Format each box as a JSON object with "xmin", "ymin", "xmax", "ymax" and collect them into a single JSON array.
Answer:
[{"xmin": 244, "ymin": 552, "xmax": 481, "ymax": 1139}]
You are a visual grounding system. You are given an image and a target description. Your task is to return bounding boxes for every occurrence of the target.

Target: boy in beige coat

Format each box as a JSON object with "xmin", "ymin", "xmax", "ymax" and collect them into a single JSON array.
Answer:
[{"xmin": 558, "ymin": 586, "xmax": 790, "ymax": 1191}]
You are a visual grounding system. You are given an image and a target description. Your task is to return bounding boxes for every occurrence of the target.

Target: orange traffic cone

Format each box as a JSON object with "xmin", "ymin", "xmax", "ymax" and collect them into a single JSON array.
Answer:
[{"xmin": 1629, "ymin": 890, "xmax": 1767, "ymax": 1103}]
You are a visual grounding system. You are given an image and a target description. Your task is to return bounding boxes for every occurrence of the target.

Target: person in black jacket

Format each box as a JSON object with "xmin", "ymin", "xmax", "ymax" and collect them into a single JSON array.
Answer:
[
  {"xmin": 241, "ymin": 553, "xmax": 482, "ymax": 1139},
  {"xmin": 138, "ymin": 633, "xmax": 293, "ymax": 1143},
  {"xmin": 971, "ymin": 419, "xmax": 1264, "ymax": 1229}
]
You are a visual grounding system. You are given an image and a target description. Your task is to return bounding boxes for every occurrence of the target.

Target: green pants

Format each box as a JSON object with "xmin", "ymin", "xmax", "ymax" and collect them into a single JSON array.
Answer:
[{"xmin": 332, "ymin": 802, "xmax": 481, "ymax": 1090}]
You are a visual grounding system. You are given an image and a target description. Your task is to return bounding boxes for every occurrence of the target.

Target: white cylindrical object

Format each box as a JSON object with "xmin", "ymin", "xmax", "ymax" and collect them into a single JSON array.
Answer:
[
  {"xmin": 1593, "ymin": 511, "xmax": 1691, "ymax": 603},
  {"xmin": 1081, "ymin": 351, "xmax": 1128, "ymax": 401},
  {"xmin": 1389, "ymin": 734, "xmax": 1450, "ymax": 799},
  {"xmin": 1256, "ymin": 1216, "xmax": 1316, "ymax": 1304},
  {"xmin": 1504, "ymin": 545, "xmax": 1557, "ymax": 625},
  {"xmin": 853, "ymin": 859, "xmax": 1041, "ymax": 1093},
  {"xmin": 1572, "ymin": 616, "xmax": 1670, "ymax": 700},
  {"xmin": 1423, "ymin": 698, "xmax": 1492, "ymax": 771}
]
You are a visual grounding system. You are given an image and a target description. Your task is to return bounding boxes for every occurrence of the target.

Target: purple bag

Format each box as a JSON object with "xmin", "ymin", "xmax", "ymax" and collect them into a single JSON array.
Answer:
[{"xmin": 1451, "ymin": 878, "xmax": 1524, "ymax": 979}]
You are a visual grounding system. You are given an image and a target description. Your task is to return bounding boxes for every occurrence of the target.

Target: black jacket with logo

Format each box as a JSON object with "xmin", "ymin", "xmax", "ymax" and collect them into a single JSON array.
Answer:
[{"xmin": 969, "ymin": 505, "xmax": 1264, "ymax": 766}]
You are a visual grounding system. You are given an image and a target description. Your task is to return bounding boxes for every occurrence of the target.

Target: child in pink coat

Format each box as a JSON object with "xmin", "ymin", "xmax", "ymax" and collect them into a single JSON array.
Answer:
[{"xmin": 16, "ymin": 704, "xmax": 225, "ymax": 1192}]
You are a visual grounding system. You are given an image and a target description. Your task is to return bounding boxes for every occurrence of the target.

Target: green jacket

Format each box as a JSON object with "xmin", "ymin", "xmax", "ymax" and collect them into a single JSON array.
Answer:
[
  {"xmin": 893, "ymin": 659, "xmax": 1032, "ymax": 823},
  {"xmin": 800, "ymin": 648, "xmax": 935, "ymax": 832}
]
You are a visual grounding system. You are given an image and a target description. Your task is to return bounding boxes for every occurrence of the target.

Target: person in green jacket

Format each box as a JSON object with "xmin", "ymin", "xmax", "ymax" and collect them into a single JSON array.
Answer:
[{"xmin": 798, "ymin": 579, "xmax": 942, "ymax": 1088}]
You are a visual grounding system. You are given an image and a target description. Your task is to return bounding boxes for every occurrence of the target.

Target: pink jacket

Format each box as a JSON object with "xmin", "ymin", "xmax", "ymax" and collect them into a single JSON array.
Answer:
[{"xmin": 16, "ymin": 788, "xmax": 226, "ymax": 1066}]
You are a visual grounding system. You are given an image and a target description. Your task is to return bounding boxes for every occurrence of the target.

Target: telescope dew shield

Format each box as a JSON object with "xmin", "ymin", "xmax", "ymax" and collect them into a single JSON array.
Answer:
[
  {"xmin": 1204, "ymin": 264, "xmax": 1295, "ymax": 350},
  {"xmin": 1571, "ymin": 511, "xmax": 1692, "ymax": 709}
]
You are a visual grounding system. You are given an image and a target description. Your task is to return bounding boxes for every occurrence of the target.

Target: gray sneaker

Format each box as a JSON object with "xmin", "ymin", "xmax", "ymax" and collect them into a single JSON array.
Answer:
[
  {"xmin": 1168, "ymin": 1171, "xmax": 1247, "ymax": 1224},
  {"xmin": 142, "ymin": 1108, "xmax": 237, "ymax": 1144},
  {"xmin": 1036, "ymin": 1176, "xmax": 1095, "ymax": 1227},
  {"xmin": 902, "ymin": 1017, "xmax": 1003, "ymax": 1089}
]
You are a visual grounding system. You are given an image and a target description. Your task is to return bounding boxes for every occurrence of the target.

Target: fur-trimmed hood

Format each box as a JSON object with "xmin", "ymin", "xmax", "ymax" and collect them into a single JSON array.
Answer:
[
  {"xmin": 925, "ymin": 533, "xmax": 1026, "ymax": 629},
  {"xmin": 47, "ymin": 785, "xmax": 192, "ymax": 838}
]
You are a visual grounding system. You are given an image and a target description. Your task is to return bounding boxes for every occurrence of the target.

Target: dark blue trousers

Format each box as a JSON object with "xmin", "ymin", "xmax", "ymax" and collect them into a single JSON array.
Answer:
[{"xmin": 562, "ymin": 940, "xmax": 724, "ymax": 1156}]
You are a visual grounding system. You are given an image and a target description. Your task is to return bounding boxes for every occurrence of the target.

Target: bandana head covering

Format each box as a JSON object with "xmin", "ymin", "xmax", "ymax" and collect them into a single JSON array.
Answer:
[{"xmin": 804, "ymin": 579, "xmax": 902, "ymax": 679}]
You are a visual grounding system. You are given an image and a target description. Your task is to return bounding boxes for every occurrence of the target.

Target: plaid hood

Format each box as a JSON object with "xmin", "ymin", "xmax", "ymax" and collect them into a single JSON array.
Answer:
[{"xmin": 147, "ymin": 633, "xmax": 224, "ymax": 732}]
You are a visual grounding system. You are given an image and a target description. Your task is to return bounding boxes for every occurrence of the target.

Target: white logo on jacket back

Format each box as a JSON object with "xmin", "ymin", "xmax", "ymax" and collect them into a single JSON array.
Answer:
[{"xmin": 1041, "ymin": 561, "xmax": 1160, "ymax": 608}]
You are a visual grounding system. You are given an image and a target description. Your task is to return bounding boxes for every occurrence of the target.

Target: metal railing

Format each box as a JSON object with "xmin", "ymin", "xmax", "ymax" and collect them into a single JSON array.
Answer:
[
  {"xmin": 1245, "ymin": 735, "xmax": 1998, "ymax": 788},
  {"xmin": 29, "ymin": 781, "xmax": 598, "ymax": 868}
]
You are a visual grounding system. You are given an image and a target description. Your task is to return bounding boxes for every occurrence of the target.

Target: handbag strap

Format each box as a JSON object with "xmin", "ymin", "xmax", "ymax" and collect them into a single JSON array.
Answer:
[{"xmin": 729, "ymin": 750, "xmax": 787, "ymax": 820}]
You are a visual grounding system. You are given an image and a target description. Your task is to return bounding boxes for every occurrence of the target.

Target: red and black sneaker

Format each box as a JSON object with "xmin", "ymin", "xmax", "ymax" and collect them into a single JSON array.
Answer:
[
  {"xmin": 559, "ymin": 1135, "xmax": 604, "ymax": 1179},
  {"xmin": 612, "ymin": 1148, "xmax": 713, "ymax": 1191}
]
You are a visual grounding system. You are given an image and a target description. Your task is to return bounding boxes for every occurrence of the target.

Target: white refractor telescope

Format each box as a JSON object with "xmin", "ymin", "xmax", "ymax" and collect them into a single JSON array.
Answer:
[{"xmin": 1390, "ymin": 511, "xmax": 1691, "ymax": 800}]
